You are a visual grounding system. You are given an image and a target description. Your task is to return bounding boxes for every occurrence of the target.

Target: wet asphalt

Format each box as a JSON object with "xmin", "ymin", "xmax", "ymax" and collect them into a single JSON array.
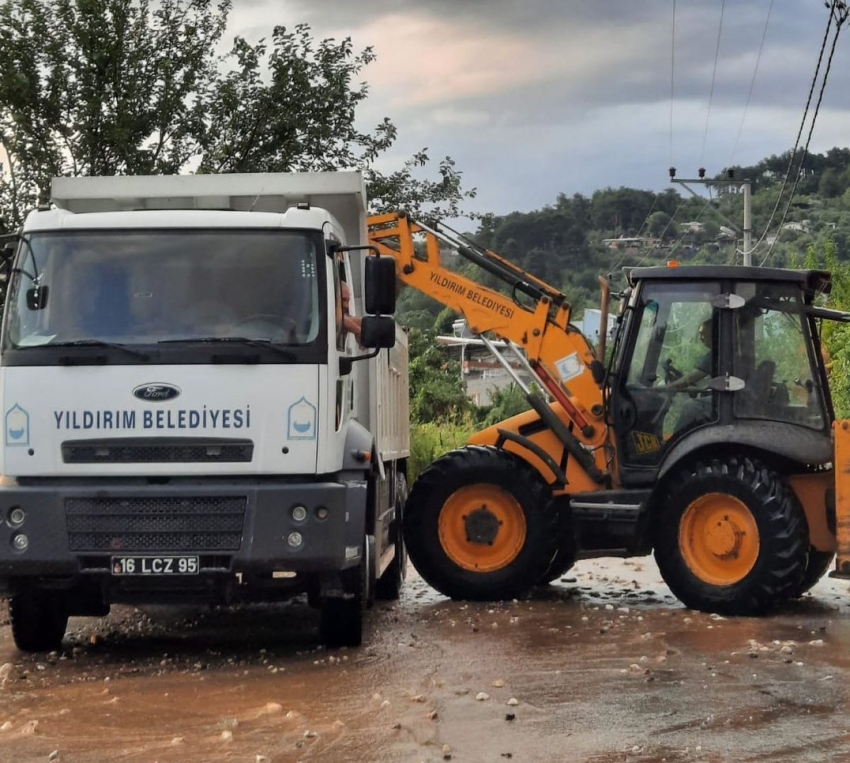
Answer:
[{"xmin": 0, "ymin": 558, "xmax": 849, "ymax": 762}]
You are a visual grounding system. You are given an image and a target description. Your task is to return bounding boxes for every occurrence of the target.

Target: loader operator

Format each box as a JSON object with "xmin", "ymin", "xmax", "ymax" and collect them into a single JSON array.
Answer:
[
  {"xmin": 663, "ymin": 317, "xmax": 712, "ymax": 391},
  {"xmin": 660, "ymin": 317, "xmax": 713, "ymax": 432}
]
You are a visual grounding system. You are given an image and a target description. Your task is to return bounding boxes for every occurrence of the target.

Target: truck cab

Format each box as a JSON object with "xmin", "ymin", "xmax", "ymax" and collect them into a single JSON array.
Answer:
[{"xmin": 0, "ymin": 172, "xmax": 409, "ymax": 651}]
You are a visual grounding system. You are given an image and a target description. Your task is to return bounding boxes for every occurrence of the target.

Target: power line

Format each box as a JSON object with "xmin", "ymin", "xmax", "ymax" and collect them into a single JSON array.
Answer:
[
  {"xmin": 701, "ymin": 0, "xmax": 727, "ymax": 166},
  {"xmin": 729, "ymin": 0, "xmax": 775, "ymax": 166},
  {"xmin": 742, "ymin": 4, "xmax": 836, "ymax": 261},
  {"xmin": 762, "ymin": 3, "xmax": 848, "ymax": 264}
]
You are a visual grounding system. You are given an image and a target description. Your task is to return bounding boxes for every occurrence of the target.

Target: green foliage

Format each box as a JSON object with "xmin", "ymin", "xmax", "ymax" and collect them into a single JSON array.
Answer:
[
  {"xmin": 407, "ymin": 327, "xmax": 470, "ymax": 425},
  {"xmin": 477, "ymin": 384, "xmax": 531, "ymax": 427},
  {"xmin": 199, "ymin": 23, "xmax": 395, "ymax": 175},
  {"xmin": 0, "ymin": 0, "xmax": 230, "ymax": 226},
  {"xmin": 408, "ymin": 420, "xmax": 476, "ymax": 483},
  {"xmin": 805, "ymin": 240, "xmax": 850, "ymax": 417},
  {"xmin": 0, "ymin": 0, "xmax": 473, "ymax": 229}
]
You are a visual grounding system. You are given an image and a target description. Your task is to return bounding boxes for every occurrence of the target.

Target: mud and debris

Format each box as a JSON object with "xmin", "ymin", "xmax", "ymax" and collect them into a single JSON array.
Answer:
[{"xmin": 1, "ymin": 558, "xmax": 849, "ymax": 762}]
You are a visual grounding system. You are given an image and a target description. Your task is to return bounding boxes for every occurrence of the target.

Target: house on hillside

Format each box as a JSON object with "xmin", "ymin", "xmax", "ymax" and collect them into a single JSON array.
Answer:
[
  {"xmin": 601, "ymin": 236, "xmax": 655, "ymax": 252},
  {"xmin": 437, "ymin": 320, "xmax": 535, "ymax": 406},
  {"xmin": 575, "ymin": 309, "xmax": 617, "ymax": 347},
  {"xmin": 679, "ymin": 221, "xmax": 705, "ymax": 234},
  {"xmin": 781, "ymin": 220, "xmax": 810, "ymax": 233},
  {"xmin": 439, "ymin": 312, "xmax": 615, "ymax": 406}
]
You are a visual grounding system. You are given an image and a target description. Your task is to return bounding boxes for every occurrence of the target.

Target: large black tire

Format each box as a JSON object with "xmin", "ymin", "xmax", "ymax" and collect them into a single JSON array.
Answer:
[
  {"xmin": 319, "ymin": 541, "xmax": 368, "ymax": 648},
  {"xmin": 537, "ymin": 504, "xmax": 577, "ymax": 585},
  {"xmin": 538, "ymin": 547, "xmax": 578, "ymax": 586},
  {"xmin": 654, "ymin": 457, "xmax": 807, "ymax": 616},
  {"xmin": 793, "ymin": 548, "xmax": 835, "ymax": 597},
  {"xmin": 376, "ymin": 473, "xmax": 408, "ymax": 601},
  {"xmin": 9, "ymin": 589, "xmax": 69, "ymax": 652},
  {"xmin": 403, "ymin": 446, "xmax": 558, "ymax": 601}
]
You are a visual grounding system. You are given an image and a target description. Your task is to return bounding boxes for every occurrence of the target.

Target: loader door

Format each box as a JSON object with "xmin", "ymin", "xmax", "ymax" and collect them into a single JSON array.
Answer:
[
  {"xmin": 611, "ymin": 281, "xmax": 720, "ymax": 473},
  {"xmin": 732, "ymin": 282, "xmax": 827, "ymax": 430}
]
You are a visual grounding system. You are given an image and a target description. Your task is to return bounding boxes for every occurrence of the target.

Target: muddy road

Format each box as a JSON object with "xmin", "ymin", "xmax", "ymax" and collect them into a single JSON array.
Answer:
[{"xmin": 1, "ymin": 559, "xmax": 849, "ymax": 763}]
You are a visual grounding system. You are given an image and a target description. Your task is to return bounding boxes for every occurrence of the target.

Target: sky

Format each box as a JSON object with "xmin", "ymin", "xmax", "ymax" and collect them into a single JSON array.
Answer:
[{"xmin": 225, "ymin": 0, "xmax": 850, "ymax": 219}]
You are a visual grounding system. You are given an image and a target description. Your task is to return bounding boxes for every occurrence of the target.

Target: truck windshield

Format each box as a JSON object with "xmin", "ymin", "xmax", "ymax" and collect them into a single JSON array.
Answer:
[{"xmin": 5, "ymin": 229, "xmax": 322, "ymax": 348}]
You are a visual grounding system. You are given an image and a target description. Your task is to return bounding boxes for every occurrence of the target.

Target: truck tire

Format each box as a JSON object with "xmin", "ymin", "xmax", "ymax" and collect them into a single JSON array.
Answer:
[
  {"xmin": 319, "ymin": 542, "xmax": 368, "ymax": 648},
  {"xmin": 793, "ymin": 548, "xmax": 834, "ymax": 597},
  {"xmin": 404, "ymin": 446, "xmax": 557, "ymax": 601},
  {"xmin": 9, "ymin": 590, "xmax": 69, "ymax": 653},
  {"xmin": 376, "ymin": 473, "xmax": 408, "ymax": 601},
  {"xmin": 654, "ymin": 457, "xmax": 807, "ymax": 616}
]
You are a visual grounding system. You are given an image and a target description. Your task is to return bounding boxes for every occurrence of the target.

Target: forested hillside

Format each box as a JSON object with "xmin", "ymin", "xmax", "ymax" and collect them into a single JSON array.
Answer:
[{"xmin": 399, "ymin": 146, "xmax": 850, "ymax": 463}]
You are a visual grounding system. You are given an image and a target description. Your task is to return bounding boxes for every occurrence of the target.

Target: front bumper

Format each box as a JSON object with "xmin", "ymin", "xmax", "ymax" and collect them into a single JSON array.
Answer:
[{"xmin": 0, "ymin": 478, "xmax": 367, "ymax": 582}]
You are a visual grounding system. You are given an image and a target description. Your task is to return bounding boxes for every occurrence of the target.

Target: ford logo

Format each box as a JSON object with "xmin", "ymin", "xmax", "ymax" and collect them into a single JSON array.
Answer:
[{"xmin": 132, "ymin": 383, "xmax": 181, "ymax": 402}]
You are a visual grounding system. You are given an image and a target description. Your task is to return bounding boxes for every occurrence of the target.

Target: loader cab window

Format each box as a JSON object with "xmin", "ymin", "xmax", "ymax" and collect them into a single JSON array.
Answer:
[
  {"xmin": 733, "ymin": 283, "xmax": 825, "ymax": 430},
  {"xmin": 615, "ymin": 282, "xmax": 719, "ymax": 467}
]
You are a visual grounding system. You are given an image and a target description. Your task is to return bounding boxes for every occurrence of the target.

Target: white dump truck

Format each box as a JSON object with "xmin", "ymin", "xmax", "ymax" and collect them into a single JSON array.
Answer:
[{"xmin": 0, "ymin": 172, "xmax": 409, "ymax": 650}]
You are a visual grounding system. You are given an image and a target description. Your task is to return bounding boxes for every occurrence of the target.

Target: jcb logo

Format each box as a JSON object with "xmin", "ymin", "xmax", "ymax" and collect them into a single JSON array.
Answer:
[{"xmin": 632, "ymin": 431, "xmax": 660, "ymax": 454}]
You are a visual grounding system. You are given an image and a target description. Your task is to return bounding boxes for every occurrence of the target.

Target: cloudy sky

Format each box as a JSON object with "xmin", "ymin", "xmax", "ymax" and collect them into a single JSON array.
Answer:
[{"xmin": 226, "ymin": 0, "xmax": 850, "ymax": 218}]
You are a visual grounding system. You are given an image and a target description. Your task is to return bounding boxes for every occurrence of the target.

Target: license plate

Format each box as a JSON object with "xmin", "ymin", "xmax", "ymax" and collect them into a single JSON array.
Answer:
[{"xmin": 111, "ymin": 555, "xmax": 199, "ymax": 576}]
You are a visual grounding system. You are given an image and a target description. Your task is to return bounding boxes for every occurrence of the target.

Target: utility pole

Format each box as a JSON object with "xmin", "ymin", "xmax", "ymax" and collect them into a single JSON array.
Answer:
[{"xmin": 669, "ymin": 168, "xmax": 753, "ymax": 265}]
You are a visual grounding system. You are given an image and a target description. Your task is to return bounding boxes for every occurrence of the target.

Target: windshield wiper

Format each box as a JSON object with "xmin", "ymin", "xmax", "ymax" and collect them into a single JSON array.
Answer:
[
  {"xmin": 158, "ymin": 337, "xmax": 297, "ymax": 361},
  {"xmin": 48, "ymin": 339, "xmax": 150, "ymax": 360}
]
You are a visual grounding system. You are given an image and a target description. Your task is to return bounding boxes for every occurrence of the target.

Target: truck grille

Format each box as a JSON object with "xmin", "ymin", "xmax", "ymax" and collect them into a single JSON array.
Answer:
[
  {"xmin": 66, "ymin": 496, "xmax": 247, "ymax": 552},
  {"xmin": 62, "ymin": 438, "xmax": 254, "ymax": 464}
]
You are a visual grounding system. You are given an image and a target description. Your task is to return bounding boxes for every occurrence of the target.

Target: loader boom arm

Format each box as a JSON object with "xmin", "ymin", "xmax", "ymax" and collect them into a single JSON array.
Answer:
[{"xmin": 367, "ymin": 212, "xmax": 607, "ymax": 444}]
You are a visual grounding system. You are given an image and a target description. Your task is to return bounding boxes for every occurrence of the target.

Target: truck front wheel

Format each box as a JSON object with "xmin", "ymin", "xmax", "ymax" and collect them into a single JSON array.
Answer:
[
  {"xmin": 319, "ymin": 540, "xmax": 369, "ymax": 648},
  {"xmin": 9, "ymin": 589, "xmax": 69, "ymax": 652},
  {"xmin": 404, "ymin": 446, "xmax": 557, "ymax": 601},
  {"xmin": 654, "ymin": 457, "xmax": 807, "ymax": 615},
  {"xmin": 376, "ymin": 473, "xmax": 408, "ymax": 601}
]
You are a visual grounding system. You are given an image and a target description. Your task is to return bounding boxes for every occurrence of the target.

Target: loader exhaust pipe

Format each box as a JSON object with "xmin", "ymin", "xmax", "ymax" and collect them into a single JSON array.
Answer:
[{"xmin": 597, "ymin": 275, "xmax": 611, "ymax": 364}]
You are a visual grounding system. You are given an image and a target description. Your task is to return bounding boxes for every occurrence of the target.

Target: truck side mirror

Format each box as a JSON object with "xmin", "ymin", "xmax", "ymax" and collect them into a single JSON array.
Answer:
[
  {"xmin": 360, "ymin": 316, "xmax": 396, "ymax": 349},
  {"xmin": 364, "ymin": 256, "xmax": 396, "ymax": 315}
]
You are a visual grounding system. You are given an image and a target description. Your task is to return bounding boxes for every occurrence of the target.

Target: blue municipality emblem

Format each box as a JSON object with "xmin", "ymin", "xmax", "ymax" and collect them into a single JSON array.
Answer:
[
  {"xmin": 5, "ymin": 404, "xmax": 30, "ymax": 447},
  {"xmin": 287, "ymin": 397, "xmax": 317, "ymax": 440}
]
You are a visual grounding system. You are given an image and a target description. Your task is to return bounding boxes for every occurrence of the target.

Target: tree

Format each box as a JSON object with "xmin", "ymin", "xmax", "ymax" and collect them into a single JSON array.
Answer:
[
  {"xmin": 647, "ymin": 210, "xmax": 672, "ymax": 238},
  {"xmin": 0, "ymin": 0, "xmax": 229, "ymax": 226},
  {"xmin": 407, "ymin": 328, "xmax": 470, "ymax": 424},
  {"xmin": 0, "ymin": 0, "xmax": 473, "ymax": 229},
  {"xmin": 479, "ymin": 383, "xmax": 530, "ymax": 426}
]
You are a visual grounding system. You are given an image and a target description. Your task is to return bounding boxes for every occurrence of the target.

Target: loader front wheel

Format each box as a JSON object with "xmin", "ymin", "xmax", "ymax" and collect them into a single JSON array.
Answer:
[
  {"xmin": 404, "ymin": 446, "xmax": 557, "ymax": 601},
  {"xmin": 654, "ymin": 458, "xmax": 807, "ymax": 616}
]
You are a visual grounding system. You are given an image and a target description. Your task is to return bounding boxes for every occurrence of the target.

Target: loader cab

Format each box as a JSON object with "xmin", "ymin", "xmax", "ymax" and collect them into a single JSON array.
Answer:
[{"xmin": 609, "ymin": 266, "xmax": 831, "ymax": 486}]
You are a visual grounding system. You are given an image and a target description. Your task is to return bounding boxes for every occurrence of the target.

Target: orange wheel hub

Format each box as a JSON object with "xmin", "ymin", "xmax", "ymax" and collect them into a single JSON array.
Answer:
[
  {"xmin": 679, "ymin": 493, "xmax": 760, "ymax": 586},
  {"xmin": 438, "ymin": 485, "xmax": 526, "ymax": 573}
]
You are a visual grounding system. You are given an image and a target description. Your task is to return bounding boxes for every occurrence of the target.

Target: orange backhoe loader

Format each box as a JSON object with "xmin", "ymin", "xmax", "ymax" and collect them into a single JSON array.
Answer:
[{"xmin": 368, "ymin": 211, "xmax": 849, "ymax": 616}]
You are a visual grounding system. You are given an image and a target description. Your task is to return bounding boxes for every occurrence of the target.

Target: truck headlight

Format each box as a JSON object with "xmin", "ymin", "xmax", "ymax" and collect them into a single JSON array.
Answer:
[
  {"xmin": 11, "ymin": 533, "xmax": 28, "ymax": 551},
  {"xmin": 287, "ymin": 532, "xmax": 303, "ymax": 548},
  {"xmin": 291, "ymin": 505, "xmax": 308, "ymax": 522},
  {"xmin": 8, "ymin": 507, "xmax": 25, "ymax": 527}
]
